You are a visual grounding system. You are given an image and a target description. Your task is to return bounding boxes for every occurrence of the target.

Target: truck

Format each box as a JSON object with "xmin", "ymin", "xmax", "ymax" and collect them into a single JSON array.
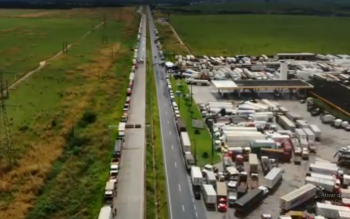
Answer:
[
  {"xmin": 303, "ymin": 128, "xmax": 316, "ymax": 151},
  {"xmin": 249, "ymin": 153, "xmax": 259, "ymax": 173},
  {"xmin": 113, "ymin": 139, "xmax": 123, "ymax": 158},
  {"xmin": 104, "ymin": 179, "xmax": 117, "ymax": 204},
  {"xmin": 286, "ymin": 112, "xmax": 303, "ymax": 122},
  {"xmin": 295, "ymin": 129, "xmax": 307, "ymax": 146},
  {"xmin": 294, "ymin": 147, "xmax": 302, "ymax": 165},
  {"xmin": 265, "ymin": 167, "xmax": 283, "ymax": 190},
  {"xmin": 98, "ymin": 206, "xmax": 112, "ymax": 219},
  {"xmin": 206, "ymin": 171, "xmax": 217, "ymax": 186},
  {"xmin": 305, "ymin": 177, "xmax": 335, "ymax": 193},
  {"xmin": 191, "ymin": 166, "xmax": 203, "ymax": 199},
  {"xmin": 296, "ymin": 120, "xmax": 309, "ymax": 129},
  {"xmin": 237, "ymin": 172, "xmax": 249, "ymax": 198},
  {"xmin": 110, "ymin": 158, "xmax": 120, "ymax": 177},
  {"xmin": 261, "ymin": 156, "xmax": 271, "ymax": 175},
  {"xmin": 316, "ymin": 202, "xmax": 350, "ymax": 219},
  {"xmin": 228, "ymin": 191, "xmax": 238, "ymax": 208},
  {"xmin": 309, "ymin": 125, "xmax": 321, "ymax": 141},
  {"xmin": 176, "ymin": 118, "xmax": 186, "ymax": 133},
  {"xmin": 338, "ymin": 211, "xmax": 350, "ymax": 219},
  {"xmin": 202, "ymin": 184, "xmax": 217, "ymax": 210},
  {"xmin": 281, "ymin": 141, "xmax": 293, "ymax": 162},
  {"xmin": 277, "ymin": 115, "xmax": 296, "ymax": 132},
  {"xmin": 234, "ymin": 187, "xmax": 267, "ymax": 214},
  {"xmin": 184, "ymin": 152, "xmax": 195, "ymax": 172},
  {"xmin": 306, "ymin": 172, "xmax": 334, "ymax": 181},
  {"xmin": 180, "ymin": 132, "xmax": 191, "ymax": 153},
  {"xmin": 280, "ymin": 184, "xmax": 318, "ymax": 213},
  {"xmin": 260, "ymin": 148, "xmax": 284, "ymax": 162},
  {"xmin": 216, "ymin": 182, "xmax": 228, "ymax": 202},
  {"xmin": 250, "ymin": 173, "xmax": 259, "ymax": 189},
  {"xmin": 309, "ymin": 163, "xmax": 340, "ymax": 175}
]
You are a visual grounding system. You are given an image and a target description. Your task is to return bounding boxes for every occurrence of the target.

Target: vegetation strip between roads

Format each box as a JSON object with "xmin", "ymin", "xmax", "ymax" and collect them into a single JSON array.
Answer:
[{"xmin": 145, "ymin": 23, "xmax": 169, "ymax": 219}]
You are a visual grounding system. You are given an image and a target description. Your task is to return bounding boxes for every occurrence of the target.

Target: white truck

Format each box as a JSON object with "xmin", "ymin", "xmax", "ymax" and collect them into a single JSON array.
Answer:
[
  {"xmin": 280, "ymin": 184, "xmax": 317, "ymax": 212},
  {"xmin": 296, "ymin": 120, "xmax": 309, "ymax": 128},
  {"xmin": 206, "ymin": 171, "xmax": 217, "ymax": 185},
  {"xmin": 295, "ymin": 129, "xmax": 308, "ymax": 147},
  {"xmin": 303, "ymin": 128, "xmax": 316, "ymax": 144},
  {"xmin": 306, "ymin": 172, "xmax": 334, "ymax": 181},
  {"xmin": 202, "ymin": 184, "xmax": 217, "ymax": 209},
  {"xmin": 339, "ymin": 210, "xmax": 350, "ymax": 219},
  {"xmin": 191, "ymin": 166, "xmax": 203, "ymax": 199},
  {"xmin": 264, "ymin": 167, "xmax": 283, "ymax": 190},
  {"xmin": 305, "ymin": 177, "xmax": 335, "ymax": 192},
  {"xmin": 180, "ymin": 132, "xmax": 191, "ymax": 153},
  {"xmin": 316, "ymin": 202, "xmax": 350, "ymax": 219},
  {"xmin": 286, "ymin": 112, "xmax": 303, "ymax": 122},
  {"xmin": 277, "ymin": 115, "xmax": 296, "ymax": 132},
  {"xmin": 309, "ymin": 125, "xmax": 321, "ymax": 141},
  {"xmin": 309, "ymin": 163, "xmax": 340, "ymax": 175}
]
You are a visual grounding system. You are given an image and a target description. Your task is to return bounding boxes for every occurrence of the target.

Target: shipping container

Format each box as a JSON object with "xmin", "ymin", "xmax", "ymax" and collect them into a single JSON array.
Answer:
[{"xmin": 280, "ymin": 184, "xmax": 317, "ymax": 212}]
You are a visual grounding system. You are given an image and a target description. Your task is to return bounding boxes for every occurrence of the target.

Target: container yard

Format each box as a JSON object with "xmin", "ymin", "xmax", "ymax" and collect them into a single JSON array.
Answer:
[{"xmin": 160, "ymin": 52, "xmax": 350, "ymax": 219}]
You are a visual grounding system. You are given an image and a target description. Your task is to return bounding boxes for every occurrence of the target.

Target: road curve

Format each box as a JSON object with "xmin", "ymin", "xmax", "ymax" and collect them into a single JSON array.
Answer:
[{"xmin": 147, "ymin": 6, "xmax": 208, "ymax": 219}]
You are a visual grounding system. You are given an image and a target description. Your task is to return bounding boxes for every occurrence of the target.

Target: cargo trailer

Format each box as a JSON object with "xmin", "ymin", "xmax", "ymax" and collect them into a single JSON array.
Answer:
[
  {"xmin": 280, "ymin": 184, "xmax": 317, "ymax": 212},
  {"xmin": 265, "ymin": 167, "xmax": 283, "ymax": 190},
  {"xmin": 234, "ymin": 188, "xmax": 266, "ymax": 213},
  {"xmin": 202, "ymin": 184, "xmax": 217, "ymax": 210},
  {"xmin": 249, "ymin": 153, "xmax": 259, "ymax": 173},
  {"xmin": 309, "ymin": 163, "xmax": 340, "ymax": 175},
  {"xmin": 216, "ymin": 182, "xmax": 228, "ymax": 202},
  {"xmin": 277, "ymin": 115, "xmax": 296, "ymax": 132},
  {"xmin": 191, "ymin": 166, "xmax": 203, "ymax": 199},
  {"xmin": 316, "ymin": 202, "xmax": 350, "ymax": 219},
  {"xmin": 305, "ymin": 177, "xmax": 335, "ymax": 192},
  {"xmin": 309, "ymin": 125, "xmax": 322, "ymax": 141},
  {"xmin": 180, "ymin": 132, "xmax": 191, "ymax": 153}
]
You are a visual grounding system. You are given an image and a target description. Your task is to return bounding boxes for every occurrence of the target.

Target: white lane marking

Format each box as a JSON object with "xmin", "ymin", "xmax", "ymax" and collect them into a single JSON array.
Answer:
[
  {"xmin": 165, "ymin": 111, "xmax": 167, "ymax": 115},
  {"xmin": 195, "ymin": 212, "xmax": 198, "ymax": 217},
  {"xmin": 182, "ymin": 205, "xmax": 185, "ymax": 211},
  {"xmin": 167, "ymin": 120, "xmax": 169, "ymax": 124},
  {"xmin": 174, "ymin": 162, "xmax": 177, "ymax": 168},
  {"xmin": 164, "ymin": 103, "xmax": 166, "ymax": 106},
  {"xmin": 171, "ymin": 145, "xmax": 174, "ymax": 149},
  {"xmin": 192, "ymin": 198, "xmax": 195, "ymax": 203},
  {"xmin": 194, "ymin": 205, "xmax": 196, "ymax": 210},
  {"xmin": 178, "ymin": 184, "xmax": 181, "ymax": 192},
  {"xmin": 169, "ymin": 131, "xmax": 171, "ymax": 135}
]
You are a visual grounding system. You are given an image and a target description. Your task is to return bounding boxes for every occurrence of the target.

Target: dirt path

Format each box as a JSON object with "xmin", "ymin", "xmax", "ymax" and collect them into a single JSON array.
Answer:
[
  {"xmin": 165, "ymin": 22, "xmax": 192, "ymax": 54},
  {"xmin": 8, "ymin": 21, "xmax": 105, "ymax": 91}
]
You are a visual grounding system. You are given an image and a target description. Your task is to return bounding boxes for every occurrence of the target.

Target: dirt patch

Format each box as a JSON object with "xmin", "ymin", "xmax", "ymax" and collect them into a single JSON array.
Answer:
[
  {"xmin": 16, "ymin": 11, "xmax": 59, "ymax": 18},
  {"xmin": 0, "ymin": 42, "xmax": 122, "ymax": 219},
  {"xmin": 0, "ymin": 28, "xmax": 17, "ymax": 33}
]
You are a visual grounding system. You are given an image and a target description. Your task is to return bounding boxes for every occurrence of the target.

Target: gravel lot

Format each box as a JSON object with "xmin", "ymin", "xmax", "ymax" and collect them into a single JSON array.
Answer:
[{"xmin": 190, "ymin": 84, "xmax": 350, "ymax": 219}]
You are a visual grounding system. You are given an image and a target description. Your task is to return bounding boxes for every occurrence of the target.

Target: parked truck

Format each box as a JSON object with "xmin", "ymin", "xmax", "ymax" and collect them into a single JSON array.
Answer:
[
  {"xmin": 277, "ymin": 115, "xmax": 296, "ymax": 132},
  {"xmin": 234, "ymin": 187, "xmax": 268, "ymax": 214},
  {"xmin": 191, "ymin": 166, "xmax": 203, "ymax": 199},
  {"xmin": 110, "ymin": 158, "xmax": 120, "ymax": 177},
  {"xmin": 104, "ymin": 179, "xmax": 117, "ymax": 204},
  {"xmin": 294, "ymin": 147, "xmax": 302, "ymax": 165},
  {"xmin": 180, "ymin": 132, "xmax": 191, "ymax": 153},
  {"xmin": 216, "ymin": 182, "xmax": 228, "ymax": 202},
  {"xmin": 250, "ymin": 173, "xmax": 259, "ymax": 189},
  {"xmin": 305, "ymin": 177, "xmax": 335, "ymax": 193},
  {"xmin": 280, "ymin": 184, "xmax": 318, "ymax": 213},
  {"xmin": 316, "ymin": 202, "xmax": 350, "ymax": 219},
  {"xmin": 265, "ymin": 167, "xmax": 283, "ymax": 190},
  {"xmin": 249, "ymin": 153, "xmax": 259, "ymax": 173},
  {"xmin": 309, "ymin": 163, "xmax": 340, "ymax": 176},
  {"xmin": 260, "ymin": 148, "xmax": 284, "ymax": 162},
  {"xmin": 228, "ymin": 191, "xmax": 238, "ymax": 208},
  {"xmin": 237, "ymin": 172, "xmax": 249, "ymax": 198},
  {"xmin": 185, "ymin": 152, "xmax": 195, "ymax": 172},
  {"xmin": 202, "ymin": 184, "xmax": 217, "ymax": 210},
  {"xmin": 176, "ymin": 118, "xmax": 186, "ymax": 134},
  {"xmin": 309, "ymin": 125, "xmax": 321, "ymax": 141}
]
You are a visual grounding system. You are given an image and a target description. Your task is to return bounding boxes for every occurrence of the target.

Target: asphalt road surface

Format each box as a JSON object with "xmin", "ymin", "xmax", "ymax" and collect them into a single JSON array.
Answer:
[
  {"xmin": 147, "ymin": 6, "xmax": 208, "ymax": 219},
  {"xmin": 114, "ymin": 9, "xmax": 146, "ymax": 219}
]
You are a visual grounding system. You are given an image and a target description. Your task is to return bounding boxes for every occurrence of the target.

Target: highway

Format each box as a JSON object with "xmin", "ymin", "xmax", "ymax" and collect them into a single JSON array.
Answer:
[
  {"xmin": 114, "ymin": 8, "xmax": 146, "ymax": 219},
  {"xmin": 147, "ymin": 6, "xmax": 208, "ymax": 219}
]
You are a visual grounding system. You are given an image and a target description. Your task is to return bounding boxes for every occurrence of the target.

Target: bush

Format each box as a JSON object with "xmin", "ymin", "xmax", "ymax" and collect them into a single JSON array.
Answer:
[
  {"xmin": 78, "ymin": 111, "xmax": 97, "ymax": 128},
  {"xmin": 202, "ymin": 152, "xmax": 209, "ymax": 158},
  {"xmin": 194, "ymin": 129, "xmax": 200, "ymax": 135}
]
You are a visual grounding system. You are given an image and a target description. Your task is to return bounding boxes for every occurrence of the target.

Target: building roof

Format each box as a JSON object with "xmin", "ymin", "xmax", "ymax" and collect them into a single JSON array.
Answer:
[
  {"xmin": 211, "ymin": 80, "xmax": 238, "ymax": 89},
  {"xmin": 233, "ymin": 79, "xmax": 313, "ymax": 89}
]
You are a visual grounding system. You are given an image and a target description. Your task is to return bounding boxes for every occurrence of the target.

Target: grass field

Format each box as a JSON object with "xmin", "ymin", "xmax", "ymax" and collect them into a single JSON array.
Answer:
[
  {"xmin": 145, "ymin": 29, "xmax": 168, "ymax": 219},
  {"xmin": 0, "ymin": 7, "xmax": 138, "ymax": 219},
  {"xmin": 168, "ymin": 14, "xmax": 350, "ymax": 55},
  {"xmin": 169, "ymin": 78, "xmax": 220, "ymax": 165},
  {"xmin": 158, "ymin": 1, "xmax": 350, "ymax": 15},
  {"xmin": 0, "ymin": 8, "xmax": 127, "ymax": 85}
]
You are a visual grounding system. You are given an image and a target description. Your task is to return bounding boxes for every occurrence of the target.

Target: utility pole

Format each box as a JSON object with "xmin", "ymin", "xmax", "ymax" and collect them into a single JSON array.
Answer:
[{"xmin": 0, "ymin": 69, "xmax": 14, "ymax": 166}]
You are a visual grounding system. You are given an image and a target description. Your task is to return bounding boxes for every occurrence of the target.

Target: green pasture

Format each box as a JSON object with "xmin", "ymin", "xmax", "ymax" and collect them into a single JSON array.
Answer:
[
  {"xmin": 0, "ymin": 17, "xmax": 103, "ymax": 85},
  {"xmin": 169, "ymin": 14, "xmax": 350, "ymax": 55}
]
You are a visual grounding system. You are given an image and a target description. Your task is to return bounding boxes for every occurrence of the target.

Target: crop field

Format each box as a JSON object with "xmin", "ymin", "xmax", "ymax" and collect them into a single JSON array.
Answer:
[
  {"xmin": 0, "ymin": 7, "xmax": 138, "ymax": 219},
  {"xmin": 167, "ymin": 14, "xmax": 350, "ymax": 55}
]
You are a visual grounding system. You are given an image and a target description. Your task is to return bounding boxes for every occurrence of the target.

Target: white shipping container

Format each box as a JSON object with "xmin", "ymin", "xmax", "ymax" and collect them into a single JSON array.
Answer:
[
  {"xmin": 303, "ymin": 128, "xmax": 316, "ymax": 143},
  {"xmin": 316, "ymin": 202, "xmax": 350, "ymax": 219},
  {"xmin": 221, "ymin": 126, "xmax": 258, "ymax": 132},
  {"xmin": 278, "ymin": 115, "xmax": 296, "ymax": 131},
  {"xmin": 265, "ymin": 167, "xmax": 283, "ymax": 189},
  {"xmin": 295, "ymin": 129, "xmax": 307, "ymax": 141},
  {"xmin": 305, "ymin": 177, "xmax": 334, "ymax": 192},
  {"xmin": 308, "ymin": 172, "xmax": 334, "ymax": 181},
  {"xmin": 191, "ymin": 166, "xmax": 203, "ymax": 186},
  {"xmin": 338, "ymin": 211, "xmax": 350, "ymax": 219},
  {"xmin": 344, "ymin": 175, "xmax": 350, "ymax": 186},
  {"xmin": 296, "ymin": 120, "xmax": 309, "ymax": 128},
  {"xmin": 309, "ymin": 125, "xmax": 322, "ymax": 140},
  {"xmin": 309, "ymin": 163, "xmax": 339, "ymax": 175},
  {"xmin": 202, "ymin": 184, "xmax": 217, "ymax": 204},
  {"xmin": 280, "ymin": 184, "xmax": 317, "ymax": 211},
  {"xmin": 180, "ymin": 132, "xmax": 191, "ymax": 152}
]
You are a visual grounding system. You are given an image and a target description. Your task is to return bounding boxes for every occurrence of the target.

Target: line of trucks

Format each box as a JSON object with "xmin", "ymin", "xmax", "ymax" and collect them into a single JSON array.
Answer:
[
  {"xmin": 175, "ymin": 118, "xmax": 195, "ymax": 171},
  {"xmin": 191, "ymin": 164, "xmax": 283, "ymax": 214},
  {"xmin": 98, "ymin": 16, "xmax": 144, "ymax": 219}
]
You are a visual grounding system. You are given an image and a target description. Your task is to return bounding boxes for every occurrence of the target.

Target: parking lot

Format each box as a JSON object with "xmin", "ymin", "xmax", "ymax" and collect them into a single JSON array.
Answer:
[{"xmin": 187, "ymin": 83, "xmax": 350, "ymax": 219}]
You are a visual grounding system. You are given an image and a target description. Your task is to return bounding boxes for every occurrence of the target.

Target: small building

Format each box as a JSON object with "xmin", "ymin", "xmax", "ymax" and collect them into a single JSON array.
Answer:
[{"xmin": 275, "ymin": 53, "xmax": 316, "ymax": 61}]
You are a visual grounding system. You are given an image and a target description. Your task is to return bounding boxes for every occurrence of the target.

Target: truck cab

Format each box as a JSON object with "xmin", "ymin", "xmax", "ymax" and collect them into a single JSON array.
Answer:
[
  {"xmin": 228, "ymin": 191, "xmax": 237, "ymax": 207},
  {"xmin": 110, "ymin": 158, "xmax": 120, "ymax": 176}
]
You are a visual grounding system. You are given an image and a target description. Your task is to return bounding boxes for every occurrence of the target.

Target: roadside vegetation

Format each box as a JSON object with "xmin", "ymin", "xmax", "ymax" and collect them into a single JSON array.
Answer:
[
  {"xmin": 157, "ymin": 1, "xmax": 350, "ymax": 16},
  {"xmin": 145, "ymin": 26, "xmax": 168, "ymax": 219},
  {"xmin": 311, "ymin": 96, "xmax": 350, "ymax": 121},
  {"xmin": 0, "ymin": 7, "xmax": 138, "ymax": 219},
  {"xmin": 169, "ymin": 78, "xmax": 220, "ymax": 165}
]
